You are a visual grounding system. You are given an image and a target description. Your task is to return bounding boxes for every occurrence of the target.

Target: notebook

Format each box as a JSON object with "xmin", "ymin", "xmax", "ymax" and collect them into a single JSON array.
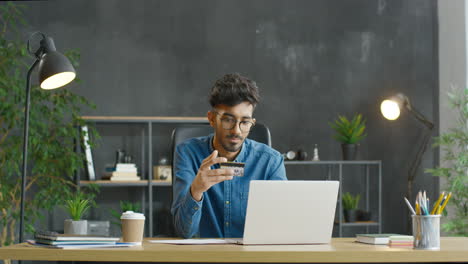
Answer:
[
  {"xmin": 355, "ymin": 234, "xmax": 401, "ymax": 245},
  {"xmin": 229, "ymin": 180, "xmax": 339, "ymax": 245}
]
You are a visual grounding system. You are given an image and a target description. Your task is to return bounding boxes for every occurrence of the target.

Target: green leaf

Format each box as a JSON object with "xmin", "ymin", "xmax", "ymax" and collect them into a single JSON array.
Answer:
[
  {"xmin": 329, "ymin": 113, "xmax": 367, "ymax": 144},
  {"xmin": 427, "ymin": 88, "xmax": 468, "ymax": 236}
]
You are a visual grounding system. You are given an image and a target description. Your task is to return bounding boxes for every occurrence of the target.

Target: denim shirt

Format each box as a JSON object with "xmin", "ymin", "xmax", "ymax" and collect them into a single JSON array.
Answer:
[{"xmin": 171, "ymin": 134, "xmax": 287, "ymax": 238}]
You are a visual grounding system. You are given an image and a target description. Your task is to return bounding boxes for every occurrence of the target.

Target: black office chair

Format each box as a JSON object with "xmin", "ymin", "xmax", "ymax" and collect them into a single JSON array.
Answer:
[{"xmin": 169, "ymin": 123, "xmax": 272, "ymax": 232}]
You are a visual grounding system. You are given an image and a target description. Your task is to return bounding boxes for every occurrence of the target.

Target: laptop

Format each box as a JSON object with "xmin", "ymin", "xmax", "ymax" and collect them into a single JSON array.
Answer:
[{"xmin": 230, "ymin": 180, "xmax": 339, "ymax": 245}]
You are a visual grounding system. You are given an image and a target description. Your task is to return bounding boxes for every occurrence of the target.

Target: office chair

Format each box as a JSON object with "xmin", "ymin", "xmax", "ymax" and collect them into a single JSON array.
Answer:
[{"xmin": 169, "ymin": 123, "xmax": 272, "ymax": 235}]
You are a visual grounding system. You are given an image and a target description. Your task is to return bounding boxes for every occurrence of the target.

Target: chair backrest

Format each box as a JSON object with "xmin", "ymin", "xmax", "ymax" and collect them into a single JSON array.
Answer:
[
  {"xmin": 170, "ymin": 122, "xmax": 271, "ymax": 191},
  {"xmin": 171, "ymin": 123, "xmax": 271, "ymax": 168}
]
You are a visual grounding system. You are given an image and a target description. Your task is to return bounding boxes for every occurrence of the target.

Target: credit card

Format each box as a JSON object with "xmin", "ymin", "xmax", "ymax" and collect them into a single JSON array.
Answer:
[{"xmin": 220, "ymin": 162, "xmax": 245, "ymax": 177}]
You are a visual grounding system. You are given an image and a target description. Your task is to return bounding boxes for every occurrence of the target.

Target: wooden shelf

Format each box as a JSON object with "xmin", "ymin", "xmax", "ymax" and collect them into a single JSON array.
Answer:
[
  {"xmin": 79, "ymin": 180, "xmax": 172, "ymax": 187},
  {"xmin": 82, "ymin": 116, "xmax": 208, "ymax": 123},
  {"xmin": 80, "ymin": 180, "xmax": 148, "ymax": 186}
]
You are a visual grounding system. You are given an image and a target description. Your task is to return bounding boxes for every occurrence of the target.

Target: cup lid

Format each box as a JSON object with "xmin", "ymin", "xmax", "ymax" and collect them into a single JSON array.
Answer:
[{"xmin": 120, "ymin": 211, "xmax": 145, "ymax": 220}]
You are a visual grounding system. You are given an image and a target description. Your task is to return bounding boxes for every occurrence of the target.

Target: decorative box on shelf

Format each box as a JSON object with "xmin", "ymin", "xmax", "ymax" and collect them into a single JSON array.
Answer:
[{"xmin": 153, "ymin": 165, "xmax": 171, "ymax": 182}]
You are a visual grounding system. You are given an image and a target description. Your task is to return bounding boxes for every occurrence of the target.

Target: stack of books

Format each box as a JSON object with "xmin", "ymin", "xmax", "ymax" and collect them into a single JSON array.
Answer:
[
  {"xmin": 355, "ymin": 234, "xmax": 401, "ymax": 245},
  {"xmin": 388, "ymin": 235, "xmax": 414, "ymax": 247},
  {"xmin": 28, "ymin": 231, "xmax": 133, "ymax": 249},
  {"xmin": 103, "ymin": 163, "xmax": 140, "ymax": 181}
]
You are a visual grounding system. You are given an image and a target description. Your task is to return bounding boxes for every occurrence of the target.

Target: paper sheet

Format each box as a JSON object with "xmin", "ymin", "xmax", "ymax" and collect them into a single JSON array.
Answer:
[{"xmin": 148, "ymin": 239, "xmax": 233, "ymax": 245}]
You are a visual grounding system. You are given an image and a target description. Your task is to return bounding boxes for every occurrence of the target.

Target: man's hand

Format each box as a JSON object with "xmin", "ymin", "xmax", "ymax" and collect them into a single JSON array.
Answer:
[{"xmin": 190, "ymin": 150, "xmax": 234, "ymax": 201}]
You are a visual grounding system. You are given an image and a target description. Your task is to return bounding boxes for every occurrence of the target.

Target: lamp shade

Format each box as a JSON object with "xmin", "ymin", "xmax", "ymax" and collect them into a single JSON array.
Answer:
[
  {"xmin": 380, "ymin": 93, "xmax": 407, "ymax": 120},
  {"xmin": 381, "ymin": 99, "xmax": 401, "ymax": 120},
  {"xmin": 38, "ymin": 51, "xmax": 76, "ymax": 89}
]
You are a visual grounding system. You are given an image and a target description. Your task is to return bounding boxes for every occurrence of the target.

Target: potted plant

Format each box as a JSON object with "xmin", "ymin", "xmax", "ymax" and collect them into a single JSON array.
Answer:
[
  {"xmin": 426, "ymin": 88, "xmax": 468, "ymax": 236},
  {"xmin": 63, "ymin": 191, "xmax": 93, "ymax": 235},
  {"xmin": 329, "ymin": 113, "xmax": 367, "ymax": 160},
  {"xmin": 342, "ymin": 192, "xmax": 360, "ymax": 222}
]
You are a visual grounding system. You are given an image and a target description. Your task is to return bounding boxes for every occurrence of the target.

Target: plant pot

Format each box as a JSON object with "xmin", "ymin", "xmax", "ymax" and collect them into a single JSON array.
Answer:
[
  {"xmin": 357, "ymin": 210, "xmax": 372, "ymax": 221},
  {"xmin": 64, "ymin": 219, "xmax": 87, "ymax": 235},
  {"xmin": 341, "ymin": 144, "xmax": 358, "ymax": 160},
  {"xmin": 344, "ymin": 209, "xmax": 358, "ymax": 222}
]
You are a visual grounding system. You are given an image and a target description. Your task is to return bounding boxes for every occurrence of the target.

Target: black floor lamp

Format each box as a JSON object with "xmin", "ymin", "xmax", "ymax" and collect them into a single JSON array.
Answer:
[
  {"xmin": 19, "ymin": 32, "xmax": 76, "ymax": 242},
  {"xmin": 380, "ymin": 93, "xmax": 434, "ymax": 205}
]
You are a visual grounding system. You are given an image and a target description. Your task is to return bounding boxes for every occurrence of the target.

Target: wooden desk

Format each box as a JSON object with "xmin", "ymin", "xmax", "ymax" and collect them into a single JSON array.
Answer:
[{"xmin": 1, "ymin": 237, "xmax": 467, "ymax": 263}]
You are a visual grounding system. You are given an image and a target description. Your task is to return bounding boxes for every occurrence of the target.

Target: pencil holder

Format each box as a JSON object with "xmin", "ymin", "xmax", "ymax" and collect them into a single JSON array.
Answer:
[{"xmin": 412, "ymin": 215, "xmax": 440, "ymax": 250}]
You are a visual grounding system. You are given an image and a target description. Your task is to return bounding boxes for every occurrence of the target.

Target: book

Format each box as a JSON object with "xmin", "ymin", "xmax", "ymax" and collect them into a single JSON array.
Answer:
[
  {"xmin": 355, "ymin": 234, "xmax": 402, "ymax": 245},
  {"xmin": 102, "ymin": 173, "xmax": 139, "ymax": 180},
  {"xmin": 112, "ymin": 171, "xmax": 138, "ymax": 177},
  {"xmin": 115, "ymin": 168, "xmax": 137, "ymax": 173},
  {"xmin": 34, "ymin": 238, "xmax": 117, "ymax": 245},
  {"xmin": 388, "ymin": 235, "xmax": 414, "ymax": 247},
  {"xmin": 82, "ymin": 125, "xmax": 95, "ymax": 181},
  {"xmin": 27, "ymin": 240, "xmax": 137, "ymax": 249},
  {"xmin": 116, "ymin": 163, "xmax": 137, "ymax": 169},
  {"xmin": 389, "ymin": 235, "xmax": 413, "ymax": 241},
  {"xmin": 34, "ymin": 231, "xmax": 120, "ymax": 242},
  {"xmin": 110, "ymin": 176, "xmax": 141, "ymax": 181}
]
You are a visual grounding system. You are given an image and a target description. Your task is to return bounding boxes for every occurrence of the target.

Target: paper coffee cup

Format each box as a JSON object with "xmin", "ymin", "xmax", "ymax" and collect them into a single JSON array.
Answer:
[{"xmin": 121, "ymin": 211, "xmax": 145, "ymax": 244}]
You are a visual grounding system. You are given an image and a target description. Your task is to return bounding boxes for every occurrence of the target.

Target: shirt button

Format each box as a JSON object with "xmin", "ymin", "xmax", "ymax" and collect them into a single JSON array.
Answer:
[
  {"xmin": 225, "ymin": 201, "xmax": 230, "ymax": 204},
  {"xmin": 225, "ymin": 222, "xmax": 229, "ymax": 226},
  {"xmin": 194, "ymin": 206, "xmax": 199, "ymax": 210}
]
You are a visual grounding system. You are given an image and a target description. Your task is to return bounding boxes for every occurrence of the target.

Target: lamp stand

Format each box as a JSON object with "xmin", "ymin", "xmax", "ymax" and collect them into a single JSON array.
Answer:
[
  {"xmin": 19, "ymin": 59, "xmax": 40, "ymax": 243},
  {"xmin": 406, "ymin": 129, "xmax": 433, "ymax": 205},
  {"xmin": 405, "ymin": 106, "xmax": 434, "ymax": 233}
]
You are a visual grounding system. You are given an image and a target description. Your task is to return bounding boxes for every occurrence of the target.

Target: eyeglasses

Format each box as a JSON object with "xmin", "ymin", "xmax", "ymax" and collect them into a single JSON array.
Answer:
[{"xmin": 212, "ymin": 110, "xmax": 255, "ymax": 132}]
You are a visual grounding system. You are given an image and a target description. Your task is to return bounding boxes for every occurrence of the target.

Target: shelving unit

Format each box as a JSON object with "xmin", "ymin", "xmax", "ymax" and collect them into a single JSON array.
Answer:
[
  {"xmin": 76, "ymin": 118, "xmax": 381, "ymax": 238},
  {"xmin": 79, "ymin": 180, "xmax": 172, "ymax": 187},
  {"xmin": 76, "ymin": 116, "xmax": 209, "ymax": 237},
  {"xmin": 284, "ymin": 160, "xmax": 382, "ymax": 237}
]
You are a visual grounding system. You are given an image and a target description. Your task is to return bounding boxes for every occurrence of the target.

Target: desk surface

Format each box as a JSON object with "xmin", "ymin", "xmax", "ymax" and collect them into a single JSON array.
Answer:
[{"xmin": 1, "ymin": 237, "xmax": 468, "ymax": 263}]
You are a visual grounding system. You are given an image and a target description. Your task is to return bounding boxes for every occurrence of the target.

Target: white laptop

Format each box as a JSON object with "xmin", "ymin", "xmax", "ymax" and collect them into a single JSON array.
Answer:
[{"xmin": 230, "ymin": 180, "xmax": 339, "ymax": 245}]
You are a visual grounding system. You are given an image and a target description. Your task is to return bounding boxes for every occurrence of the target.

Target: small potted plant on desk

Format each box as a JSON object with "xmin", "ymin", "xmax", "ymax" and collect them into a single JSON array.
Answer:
[
  {"xmin": 63, "ymin": 191, "xmax": 93, "ymax": 235},
  {"xmin": 329, "ymin": 113, "xmax": 367, "ymax": 160},
  {"xmin": 342, "ymin": 192, "xmax": 360, "ymax": 222}
]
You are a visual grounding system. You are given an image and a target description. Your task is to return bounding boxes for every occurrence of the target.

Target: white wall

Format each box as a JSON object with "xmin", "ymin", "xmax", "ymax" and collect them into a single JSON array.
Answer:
[
  {"xmin": 437, "ymin": 0, "xmax": 466, "ymax": 233},
  {"xmin": 439, "ymin": 0, "xmax": 466, "ymax": 97}
]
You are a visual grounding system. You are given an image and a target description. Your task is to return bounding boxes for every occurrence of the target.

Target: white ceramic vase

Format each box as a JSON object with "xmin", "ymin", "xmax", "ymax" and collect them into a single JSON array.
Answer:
[{"xmin": 64, "ymin": 219, "xmax": 87, "ymax": 235}]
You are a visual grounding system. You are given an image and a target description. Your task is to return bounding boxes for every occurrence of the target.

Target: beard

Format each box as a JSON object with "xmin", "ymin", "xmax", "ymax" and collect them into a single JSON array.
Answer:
[{"xmin": 221, "ymin": 134, "xmax": 245, "ymax": 152}]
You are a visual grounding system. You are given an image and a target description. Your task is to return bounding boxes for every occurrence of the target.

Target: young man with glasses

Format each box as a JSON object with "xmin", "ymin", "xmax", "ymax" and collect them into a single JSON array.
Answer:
[{"xmin": 171, "ymin": 73, "xmax": 287, "ymax": 238}]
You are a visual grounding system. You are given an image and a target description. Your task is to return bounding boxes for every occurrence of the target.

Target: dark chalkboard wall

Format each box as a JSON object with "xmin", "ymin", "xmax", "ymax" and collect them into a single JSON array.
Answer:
[{"xmin": 19, "ymin": 0, "xmax": 439, "ymax": 236}]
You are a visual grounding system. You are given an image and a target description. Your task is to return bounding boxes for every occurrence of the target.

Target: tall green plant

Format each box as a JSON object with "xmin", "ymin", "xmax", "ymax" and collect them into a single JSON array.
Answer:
[
  {"xmin": 329, "ymin": 114, "xmax": 367, "ymax": 144},
  {"xmin": 0, "ymin": 3, "xmax": 99, "ymax": 246},
  {"xmin": 426, "ymin": 88, "xmax": 468, "ymax": 236}
]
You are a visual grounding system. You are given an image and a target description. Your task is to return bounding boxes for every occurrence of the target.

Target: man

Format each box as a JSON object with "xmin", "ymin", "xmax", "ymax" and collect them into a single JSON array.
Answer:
[{"xmin": 171, "ymin": 73, "xmax": 287, "ymax": 238}]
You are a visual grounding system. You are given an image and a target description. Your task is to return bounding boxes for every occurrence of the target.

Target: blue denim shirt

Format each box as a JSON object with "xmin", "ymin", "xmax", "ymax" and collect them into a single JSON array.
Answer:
[{"xmin": 171, "ymin": 134, "xmax": 287, "ymax": 238}]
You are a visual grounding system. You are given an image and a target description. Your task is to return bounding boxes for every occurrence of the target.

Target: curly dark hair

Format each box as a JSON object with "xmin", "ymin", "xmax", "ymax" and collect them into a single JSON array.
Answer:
[{"xmin": 209, "ymin": 73, "xmax": 260, "ymax": 108}]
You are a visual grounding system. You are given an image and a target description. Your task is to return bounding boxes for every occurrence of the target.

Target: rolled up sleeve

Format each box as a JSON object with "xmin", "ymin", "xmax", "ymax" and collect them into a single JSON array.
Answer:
[
  {"xmin": 268, "ymin": 155, "xmax": 287, "ymax": 180},
  {"xmin": 171, "ymin": 144, "xmax": 204, "ymax": 238}
]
